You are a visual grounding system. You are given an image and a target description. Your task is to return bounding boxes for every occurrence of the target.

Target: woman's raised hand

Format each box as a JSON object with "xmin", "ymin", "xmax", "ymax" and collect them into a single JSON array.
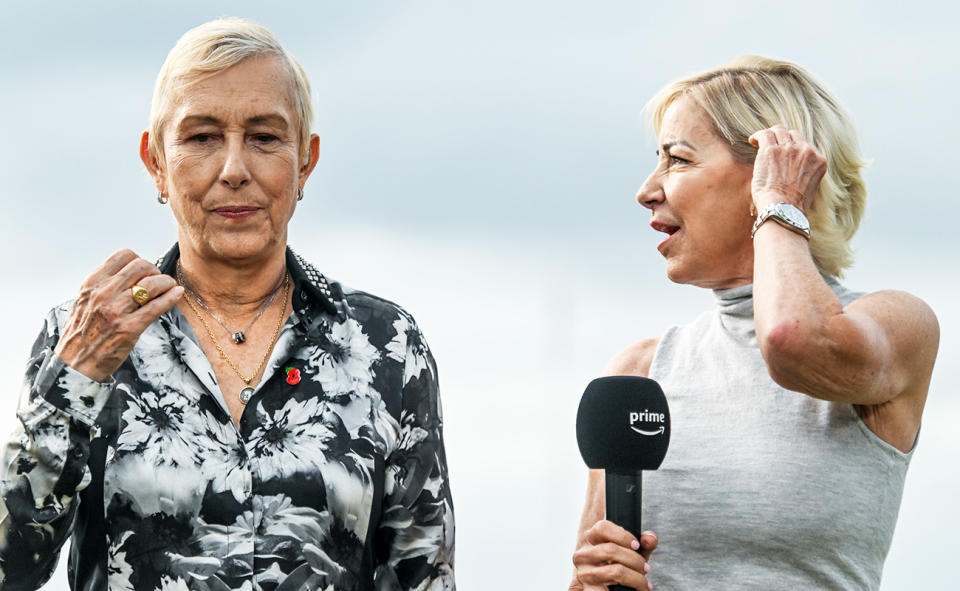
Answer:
[
  {"xmin": 749, "ymin": 124, "xmax": 827, "ymax": 213},
  {"xmin": 54, "ymin": 249, "xmax": 184, "ymax": 382},
  {"xmin": 571, "ymin": 520, "xmax": 658, "ymax": 591}
]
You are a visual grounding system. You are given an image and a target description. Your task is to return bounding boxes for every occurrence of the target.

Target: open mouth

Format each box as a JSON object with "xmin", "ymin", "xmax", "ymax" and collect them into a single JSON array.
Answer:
[
  {"xmin": 651, "ymin": 221, "xmax": 680, "ymax": 236},
  {"xmin": 650, "ymin": 220, "xmax": 680, "ymax": 251}
]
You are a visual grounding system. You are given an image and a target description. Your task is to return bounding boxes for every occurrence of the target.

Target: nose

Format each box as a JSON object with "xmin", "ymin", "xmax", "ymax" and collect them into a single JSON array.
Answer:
[
  {"xmin": 635, "ymin": 169, "xmax": 663, "ymax": 211},
  {"xmin": 220, "ymin": 134, "xmax": 251, "ymax": 190}
]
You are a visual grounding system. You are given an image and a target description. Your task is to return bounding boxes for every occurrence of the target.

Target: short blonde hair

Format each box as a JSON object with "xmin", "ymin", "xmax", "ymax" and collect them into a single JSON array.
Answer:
[
  {"xmin": 646, "ymin": 55, "xmax": 867, "ymax": 277},
  {"xmin": 148, "ymin": 17, "xmax": 313, "ymax": 165}
]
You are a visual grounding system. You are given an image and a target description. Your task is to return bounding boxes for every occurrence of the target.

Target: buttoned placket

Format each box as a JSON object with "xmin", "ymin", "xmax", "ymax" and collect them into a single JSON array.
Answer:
[{"xmin": 161, "ymin": 305, "xmax": 311, "ymax": 581}]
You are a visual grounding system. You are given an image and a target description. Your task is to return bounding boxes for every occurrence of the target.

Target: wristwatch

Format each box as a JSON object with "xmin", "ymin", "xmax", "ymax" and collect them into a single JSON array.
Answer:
[{"xmin": 751, "ymin": 203, "xmax": 810, "ymax": 239}]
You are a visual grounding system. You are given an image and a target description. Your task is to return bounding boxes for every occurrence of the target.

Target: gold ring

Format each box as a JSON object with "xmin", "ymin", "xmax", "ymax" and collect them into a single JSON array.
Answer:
[{"xmin": 131, "ymin": 285, "xmax": 150, "ymax": 306}]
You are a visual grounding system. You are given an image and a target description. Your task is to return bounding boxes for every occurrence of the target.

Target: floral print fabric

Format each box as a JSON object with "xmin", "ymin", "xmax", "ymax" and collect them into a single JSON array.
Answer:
[{"xmin": 0, "ymin": 245, "xmax": 454, "ymax": 590}]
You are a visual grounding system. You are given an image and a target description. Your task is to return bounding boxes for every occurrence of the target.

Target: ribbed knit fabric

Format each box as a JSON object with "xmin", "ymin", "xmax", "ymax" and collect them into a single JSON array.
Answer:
[{"xmin": 644, "ymin": 280, "xmax": 912, "ymax": 590}]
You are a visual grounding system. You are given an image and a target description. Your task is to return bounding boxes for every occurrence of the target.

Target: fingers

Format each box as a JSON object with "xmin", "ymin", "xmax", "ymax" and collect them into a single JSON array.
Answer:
[
  {"xmin": 81, "ymin": 256, "xmax": 171, "ymax": 325},
  {"xmin": 573, "ymin": 522, "xmax": 658, "ymax": 591},
  {"xmin": 117, "ymin": 272, "xmax": 180, "ymax": 313},
  {"xmin": 582, "ymin": 521, "xmax": 652, "ymax": 571},
  {"xmin": 639, "ymin": 530, "xmax": 659, "ymax": 561},
  {"xmin": 130, "ymin": 285, "xmax": 184, "ymax": 330},
  {"xmin": 583, "ymin": 519, "xmax": 637, "ymax": 549},
  {"xmin": 573, "ymin": 539, "xmax": 649, "ymax": 573},
  {"xmin": 750, "ymin": 125, "xmax": 816, "ymax": 149},
  {"xmin": 749, "ymin": 124, "xmax": 794, "ymax": 146},
  {"xmin": 749, "ymin": 126, "xmax": 776, "ymax": 148},
  {"xmin": 749, "ymin": 123, "xmax": 826, "ymax": 213},
  {"xmin": 82, "ymin": 249, "xmax": 141, "ymax": 288},
  {"xmin": 123, "ymin": 275, "xmax": 183, "ymax": 314},
  {"xmin": 772, "ymin": 125, "xmax": 793, "ymax": 145},
  {"xmin": 56, "ymin": 249, "xmax": 181, "ymax": 382},
  {"xmin": 751, "ymin": 125, "xmax": 824, "ymax": 163},
  {"xmin": 109, "ymin": 257, "xmax": 165, "ymax": 291},
  {"xmin": 576, "ymin": 563, "xmax": 650, "ymax": 590}
]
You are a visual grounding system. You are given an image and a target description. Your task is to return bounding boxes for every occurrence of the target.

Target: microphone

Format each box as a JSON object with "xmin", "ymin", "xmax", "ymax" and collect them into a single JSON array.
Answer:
[{"xmin": 576, "ymin": 376, "xmax": 671, "ymax": 591}]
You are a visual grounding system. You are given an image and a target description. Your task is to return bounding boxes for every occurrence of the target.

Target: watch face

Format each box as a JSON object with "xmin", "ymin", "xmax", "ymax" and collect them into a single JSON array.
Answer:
[
  {"xmin": 776, "ymin": 204, "xmax": 810, "ymax": 232},
  {"xmin": 751, "ymin": 203, "xmax": 811, "ymax": 238}
]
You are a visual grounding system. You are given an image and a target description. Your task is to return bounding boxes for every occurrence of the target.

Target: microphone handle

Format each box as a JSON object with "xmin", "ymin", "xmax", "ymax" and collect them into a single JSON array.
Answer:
[{"xmin": 605, "ymin": 470, "xmax": 643, "ymax": 591}]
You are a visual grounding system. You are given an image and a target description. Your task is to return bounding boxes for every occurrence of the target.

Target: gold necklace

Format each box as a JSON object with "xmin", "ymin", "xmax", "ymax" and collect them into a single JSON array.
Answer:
[
  {"xmin": 180, "ymin": 270, "xmax": 290, "ymax": 405},
  {"xmin": 177, "ymin": 261, "xmax": 286, "ymax": 345}
]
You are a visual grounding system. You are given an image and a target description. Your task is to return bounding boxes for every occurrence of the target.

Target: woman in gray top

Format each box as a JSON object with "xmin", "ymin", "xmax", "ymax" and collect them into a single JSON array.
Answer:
[{"xmin": 570, "ymin": 56, "xmax": 939, "ymax": 590}]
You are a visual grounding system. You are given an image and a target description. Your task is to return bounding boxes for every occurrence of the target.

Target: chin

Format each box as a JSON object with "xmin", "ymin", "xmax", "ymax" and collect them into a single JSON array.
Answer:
[
  {"xmin": 664, "ymin": 259, "xmax": 694, "ymax": 285},
  {"xmin": 663, "ymin": 254, "xmax": 752, "ymax": 289},
  {"xmin": 204, "ymin": 231, "xmax": 282, "ymax": 263}
]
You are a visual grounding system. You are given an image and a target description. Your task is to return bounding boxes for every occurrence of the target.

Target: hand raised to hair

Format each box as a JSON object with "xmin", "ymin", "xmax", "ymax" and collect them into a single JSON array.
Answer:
[
  {"xmin": 749, "ymin": 124, "xmax": 827, "ymax": 213},
  {"xmin": 570, "ymin": 520, "xmax": 658, "ymax": 591},
  {"xmin": 54, "ymin": 249, "xmax": 183, "ymax": 383}
]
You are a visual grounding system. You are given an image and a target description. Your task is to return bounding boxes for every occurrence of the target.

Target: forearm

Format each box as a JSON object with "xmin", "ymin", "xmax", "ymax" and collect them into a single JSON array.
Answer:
[
  {"xmin": 576, "ymin": 470, "xmax": 605, "ymax": 543},
  {"xmin": 752, "ymin": 221, "xmax": 841, "ymax": 355},
  {"xmin": 752, "ymin": 221, "xmax": 887, "ymax": 401}
]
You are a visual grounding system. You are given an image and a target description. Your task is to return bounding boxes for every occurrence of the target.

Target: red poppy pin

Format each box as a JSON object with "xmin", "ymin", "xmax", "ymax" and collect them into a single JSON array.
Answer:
[{"xmin": 285, "ymin": 367, "xmax": 301, "ymax": 385}]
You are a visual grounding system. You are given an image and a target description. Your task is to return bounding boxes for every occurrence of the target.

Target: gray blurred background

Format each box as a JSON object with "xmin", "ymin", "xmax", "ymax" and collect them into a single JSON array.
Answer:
[{"xmin": 1, "ymin": 1, "xmax": 957, "ymax": 588}]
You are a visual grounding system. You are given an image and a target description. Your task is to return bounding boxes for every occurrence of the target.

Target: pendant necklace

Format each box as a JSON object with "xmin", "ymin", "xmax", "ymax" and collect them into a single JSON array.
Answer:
[
  {"xmin": 178, "ymin": 262, "xmax": 290, "ymax": 405},
  {"xmin": 177, "ymin": 262, "xmax": 286, "ymax": 344}
]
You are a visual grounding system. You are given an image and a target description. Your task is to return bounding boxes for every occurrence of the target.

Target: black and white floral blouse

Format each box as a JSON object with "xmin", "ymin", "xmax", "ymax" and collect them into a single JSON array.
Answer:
[{"xmin": 0, "ymin": 245, "xmax": 455, "ymax": 591}]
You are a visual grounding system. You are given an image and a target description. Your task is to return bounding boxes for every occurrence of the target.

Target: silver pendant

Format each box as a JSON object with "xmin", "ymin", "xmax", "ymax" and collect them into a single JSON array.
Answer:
[
  {"xmin": 232, "ymin": 332, "xmax": 246, "ymax": 344},
  {"xmin": 239, "ymin": 387, "xmax": 255, "ymax": 404}
]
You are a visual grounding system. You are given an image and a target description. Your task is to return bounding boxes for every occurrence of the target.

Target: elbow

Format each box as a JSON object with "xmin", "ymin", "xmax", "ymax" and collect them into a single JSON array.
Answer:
[
  {"xmin": 759, "ymin": 319, "xmax": 817, "ymax": 390},
  {"xmin": 759, "ymin": 318, "xmax": 878, "ymax": 401}
]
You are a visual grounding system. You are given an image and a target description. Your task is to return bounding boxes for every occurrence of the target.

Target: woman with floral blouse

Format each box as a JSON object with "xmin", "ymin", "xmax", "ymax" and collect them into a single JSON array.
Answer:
[{"xmin": 0, "ymin": 18, "xmax": 454, "ymax": 590}]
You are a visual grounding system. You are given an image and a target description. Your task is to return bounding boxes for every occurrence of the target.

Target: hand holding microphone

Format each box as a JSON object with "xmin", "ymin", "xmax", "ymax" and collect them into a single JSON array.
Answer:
[
  {"xmin": 571, "ymin": 523, "xmax": 658, "ymax": 591},
  {"xmin": 572, "ymin": 376, "xmax": 671, "ymax": 591}
]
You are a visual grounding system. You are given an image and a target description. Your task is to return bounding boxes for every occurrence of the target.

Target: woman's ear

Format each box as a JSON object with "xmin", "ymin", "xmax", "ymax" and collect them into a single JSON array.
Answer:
[
  {"xmin": 139, "ymin": 131, "xmax": 166, "ymax": 193},
  {"xmin": 299, "ymin": 133, "xmax": 321, "ymax": 182}
]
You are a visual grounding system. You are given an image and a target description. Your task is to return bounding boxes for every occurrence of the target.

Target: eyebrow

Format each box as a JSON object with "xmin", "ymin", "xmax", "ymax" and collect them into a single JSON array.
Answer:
[
  {"xmin": 656, "ymin": 140, "xmax": 696, "ymax": 155},
  {"xmin": 177, "ymin": 114, "xmax": 290, "ymax": 129},
  {"xmin": 247, "ymin": 114, "xmax": 290, "ymax": 128}
]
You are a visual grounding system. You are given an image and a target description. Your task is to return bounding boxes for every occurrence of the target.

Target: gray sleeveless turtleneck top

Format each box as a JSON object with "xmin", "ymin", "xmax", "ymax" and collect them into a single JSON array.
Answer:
[{"xmin": 644, "ymin": 280, "xmax": 913, "ymax": 590}]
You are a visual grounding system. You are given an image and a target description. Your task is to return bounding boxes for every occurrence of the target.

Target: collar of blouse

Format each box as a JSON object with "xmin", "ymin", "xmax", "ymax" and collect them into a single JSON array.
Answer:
[{"xmin": 155, "ymin": 242, "xmax": 343, "ymax": 330}]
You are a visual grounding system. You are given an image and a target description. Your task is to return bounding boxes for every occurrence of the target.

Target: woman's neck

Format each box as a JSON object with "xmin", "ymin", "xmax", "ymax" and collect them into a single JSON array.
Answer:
[{"xmin": 177, "ymin": 243, "xmax": 289, "ymax": 316}]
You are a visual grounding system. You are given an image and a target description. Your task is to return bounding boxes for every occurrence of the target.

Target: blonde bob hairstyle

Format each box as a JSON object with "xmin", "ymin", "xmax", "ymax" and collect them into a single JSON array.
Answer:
[
  {"xmin": 148, "ymin": 17, "xmax": 314, "ymax": 165},
  {"xmin": 645, "ymin": 55, "xmax": 867, "ymax": 278}
]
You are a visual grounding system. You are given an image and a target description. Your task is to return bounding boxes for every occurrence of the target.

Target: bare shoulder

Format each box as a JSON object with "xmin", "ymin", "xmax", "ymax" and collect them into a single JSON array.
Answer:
[
  {"xmin": 845, "ymin": 290, "xmax": 939, "ymax": 451},
  {"xmin": 849, "ymin": 289, "xmax": 938, "ymax": 321},
  {"xmin": 602, "ymin": 338, "xmax": 661, "ymax": 378},
  {"xmin": 847, "ymin": 289, "xmax": 940, "ymax": 357}
]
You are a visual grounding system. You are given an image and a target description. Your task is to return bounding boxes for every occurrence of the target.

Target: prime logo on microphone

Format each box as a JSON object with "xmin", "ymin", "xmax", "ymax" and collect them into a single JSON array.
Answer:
[
  {"xmin": 629, "ymin": 409, "xmax": 666, "ymax": 436},
  {"xmin": 576, "ymin": 376, "xmax": 671, "ymax": 472}
]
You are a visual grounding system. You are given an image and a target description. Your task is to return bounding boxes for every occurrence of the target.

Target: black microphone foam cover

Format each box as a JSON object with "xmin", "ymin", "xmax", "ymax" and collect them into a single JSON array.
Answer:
[{"xmin": 576, "ymin": 376, "xmax": 671, "ymax": 471}]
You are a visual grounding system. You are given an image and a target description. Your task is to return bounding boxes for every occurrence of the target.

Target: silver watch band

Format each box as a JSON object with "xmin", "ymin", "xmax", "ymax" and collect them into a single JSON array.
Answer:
[{"xmin": 751, "ymin": 203, "xmax": 810, "ymax": 239}]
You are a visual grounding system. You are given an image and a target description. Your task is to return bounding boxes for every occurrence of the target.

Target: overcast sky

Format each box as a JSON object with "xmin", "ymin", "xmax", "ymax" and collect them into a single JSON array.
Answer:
[{"xmin": 1, "ymin": 1, "xmax": 957, "ymax": 589}]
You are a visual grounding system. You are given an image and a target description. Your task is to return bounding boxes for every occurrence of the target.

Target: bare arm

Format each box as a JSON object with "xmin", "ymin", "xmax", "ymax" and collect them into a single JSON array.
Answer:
[{"xmin": 750, "ymin": 126, "xmax": 939, "ymax": 450}]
